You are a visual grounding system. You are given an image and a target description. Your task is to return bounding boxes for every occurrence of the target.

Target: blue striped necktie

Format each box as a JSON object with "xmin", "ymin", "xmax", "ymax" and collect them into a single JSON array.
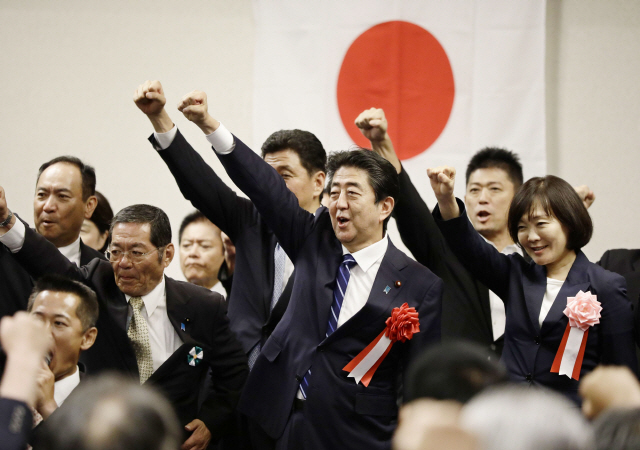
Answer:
[{"xmin": 300, "ymin": 254, "xmax": 356, "ymax": 398}]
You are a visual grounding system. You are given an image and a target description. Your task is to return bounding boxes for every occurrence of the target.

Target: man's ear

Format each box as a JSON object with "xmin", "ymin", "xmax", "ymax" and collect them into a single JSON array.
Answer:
[
  {"xmin": 379, "ymin": 196, "xmax": 395, "ymax": 223},
  {"xmin": 80, "ymin": 327, "xmax": 98, "ymax": 351},
  {"xmin": 163, "ymin": 243, "xmax": 175, "ymax": 267},
  {"xmin": 312, "ymin": 171, "xmax": 326, "ymax": 199},
  {"xmin": 84, "ymin": 195, "xmax": 98, "ymax": 219}
]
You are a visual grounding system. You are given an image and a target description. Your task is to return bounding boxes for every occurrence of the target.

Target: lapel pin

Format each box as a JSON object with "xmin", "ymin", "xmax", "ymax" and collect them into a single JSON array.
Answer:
[
  {"xmin": 188, "ymin": 346, "xmax": 203, "ymax": 366},
  {"xmin": 384, "ymin": 285, "xmax": 391, "ymax": 294},
  {"xmin": 181, "ymin": 323, "xmax": 186, "ymax": 331},
  {"xmin": 395, "ymin": 280, "xmax": 402, "ymax": 288}
]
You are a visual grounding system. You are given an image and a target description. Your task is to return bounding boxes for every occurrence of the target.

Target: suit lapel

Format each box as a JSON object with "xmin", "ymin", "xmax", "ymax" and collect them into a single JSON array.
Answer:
[
  {"xmin": 315, "ymin": 238, "xmax": 345, "ymax": 335},
  {"xmin": 540, "ymin": 251, "xmax": 591, "ymax": 334},
  {"xmin": 322, "ymin": 242, "xmax": 408, "ymax": 345},
  {"xmin": 165, "ymin": 277, "xmax": 198, "ymax": 347},
  {"xmin": 523, "ymin": 263, "xmax": 547, "ymax": 334}
]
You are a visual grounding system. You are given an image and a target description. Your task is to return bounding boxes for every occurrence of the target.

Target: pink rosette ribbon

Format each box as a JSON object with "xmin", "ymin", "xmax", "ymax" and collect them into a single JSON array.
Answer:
[
  {"xmin": 343, "ymin": 303, "xmax": 420, "ymax": 386},
  {"xmin": 551, "ymin": 290, "xmax": 601, "ymax": 380}
]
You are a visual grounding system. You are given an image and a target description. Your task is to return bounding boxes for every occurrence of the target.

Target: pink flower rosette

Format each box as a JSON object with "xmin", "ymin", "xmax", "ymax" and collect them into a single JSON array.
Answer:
[
  {"xmin": 385, "ymin": 303, "xmax": 420, "ymax": 343},
  {"xmin": 563, "ymin": 290, "xmax": 602, "ymax": 331}
]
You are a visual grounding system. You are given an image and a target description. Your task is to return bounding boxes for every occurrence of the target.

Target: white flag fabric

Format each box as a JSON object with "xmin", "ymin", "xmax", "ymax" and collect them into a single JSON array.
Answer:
[{"xmin": 252, "ymin": 0, "xmax": 546, "ymax": 205}]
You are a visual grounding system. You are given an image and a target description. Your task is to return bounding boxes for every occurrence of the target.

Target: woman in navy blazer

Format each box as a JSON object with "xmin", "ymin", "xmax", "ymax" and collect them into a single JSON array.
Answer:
[{"xmin": 428, "ymin": 168, "xmax": 637, "ymax": 403}]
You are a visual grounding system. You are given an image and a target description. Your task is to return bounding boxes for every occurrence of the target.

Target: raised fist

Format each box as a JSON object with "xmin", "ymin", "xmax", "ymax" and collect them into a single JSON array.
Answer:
[
  {"xmin": 355, "ymin": 108, "xmax": 388, "ymax": 143},
  {"xmin": 133, "ymin": 80, "xmax": 166, "ymax": 116}
]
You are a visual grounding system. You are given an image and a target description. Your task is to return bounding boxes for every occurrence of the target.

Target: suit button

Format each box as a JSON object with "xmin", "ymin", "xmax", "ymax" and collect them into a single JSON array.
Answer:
[
  {"xmin": 534, "ymin": 336, "xmax": 540, "ymax": 345},
  {"xmin": 490, "ymin": 344, "xmax": 496, "ymax": 351},
  {"xmin": 525, "ymin": 373, "xmax": 532, "ymax": 382},
  {"xmin": 295, "ymin": 375, "xmax": 302, "ymax": 382}
]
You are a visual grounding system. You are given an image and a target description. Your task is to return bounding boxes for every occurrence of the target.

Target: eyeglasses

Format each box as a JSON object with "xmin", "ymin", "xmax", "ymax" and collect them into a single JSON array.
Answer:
[{"xmin": 105, "ymin": 246, "xmax": 165, "ymax": 263}]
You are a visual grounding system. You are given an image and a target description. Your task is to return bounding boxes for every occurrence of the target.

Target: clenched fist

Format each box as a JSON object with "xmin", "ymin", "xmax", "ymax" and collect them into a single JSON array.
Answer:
[{"xmin": 134, "ymin": 80, "xmax": 166, "ymax": 116}]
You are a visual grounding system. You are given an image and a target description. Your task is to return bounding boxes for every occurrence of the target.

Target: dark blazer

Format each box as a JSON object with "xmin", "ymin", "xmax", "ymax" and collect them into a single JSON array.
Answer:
[
  {"xmin": 218, "ymin": 136, "xmax": 443, "ymax": 450},
  {"xmin": 0, "ymin": 398, "xmax": 32, "ymax": 450},
  {"xmin": 150, "ymin": 131, "xmax": 293, "ymax": 354},
  {"xmin": 393, "ymin": 167, "xmax": 502, "ymax": 356},
  {"xmin": 11, "ymin": 226, "xmax": 248, "ymax": 442},
  {"xmin": 435, "ymin": 199, "xmax": 637, "ymax": 403}
]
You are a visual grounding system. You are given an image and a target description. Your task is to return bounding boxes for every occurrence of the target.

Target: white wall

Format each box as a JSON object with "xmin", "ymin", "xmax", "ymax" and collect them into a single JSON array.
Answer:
[{"xmin": 1, "ymin": 0, "xmax": 638, "ymax": 281}]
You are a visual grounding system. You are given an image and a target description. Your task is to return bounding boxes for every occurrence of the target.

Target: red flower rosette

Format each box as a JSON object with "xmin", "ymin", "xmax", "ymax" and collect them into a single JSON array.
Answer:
[
  {"xmin": 344, "ymin": 302, "xmax": 420, "ymax": 386},
  {"xmin": 385, "ymin": 303, "xmax": 421, "ymax": 342}
]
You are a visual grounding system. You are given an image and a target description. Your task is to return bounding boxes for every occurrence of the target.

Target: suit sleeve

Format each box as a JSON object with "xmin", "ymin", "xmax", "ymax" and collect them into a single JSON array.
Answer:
[
  {"xmin": 598, "ymin": 273, "xmax": 638, "ymax": 374},
  {"xmin": 0, "ymin": 398, "xmax": 32, "ymax": 450},
  {"xmin": 434, "ymin": 199, "xmax": 513, "ymax": 302},
  {"xmin": 197, "ymin": 296, "xmax": 249, "ymax": 439},
  {"xmin": 151, "ymin": 131, "xmax": 257, "ymax": 244},
  {"xmin": 393, "ymin": 166, "xmax": 448, "ymax": 269},
  {"xmin": 217, "ymin": 135, "xmax": 317, "ymax": 262}
]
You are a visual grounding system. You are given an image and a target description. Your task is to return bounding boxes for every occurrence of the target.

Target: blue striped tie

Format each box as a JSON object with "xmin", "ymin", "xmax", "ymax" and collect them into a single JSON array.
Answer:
[{"xmin": 300, "ymin": 254, "xmax": 356, "ymax": 398}]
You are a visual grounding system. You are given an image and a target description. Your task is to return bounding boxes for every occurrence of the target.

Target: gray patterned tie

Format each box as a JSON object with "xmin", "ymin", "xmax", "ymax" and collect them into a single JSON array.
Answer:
[
  {"xmin": 248, "ymin": 243, "xmax": 287, "ymax": 369},
  {"xmin": 128, "ymin": 296, "xmax": 154, "ymax": 384}
]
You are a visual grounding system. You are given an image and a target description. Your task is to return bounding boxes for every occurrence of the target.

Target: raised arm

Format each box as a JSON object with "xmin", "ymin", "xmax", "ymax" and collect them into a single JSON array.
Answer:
[
  {"xmin": 133, "ymin": 81, "xmax": 256, "ymax": 244},
  {"xmin": 356, "ymin": 108, "xmax": 448, "ymax": 269},
  {"xmin": 428, "ymin": 167, "xmax": 512, "ymax": 301},
  {"xmin": 177, "ymin": 91, "xmax": 317, "ymax": 261}
]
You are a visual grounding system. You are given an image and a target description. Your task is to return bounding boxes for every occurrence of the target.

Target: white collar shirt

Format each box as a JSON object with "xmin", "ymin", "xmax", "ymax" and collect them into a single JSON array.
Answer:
[
  {"xmin": 53, "ymin": 365, "xmax": 80, "ymax": 406},
  {"xmin": 125, "ymin": 277, "xmax": 183, "ymax": 373},
  {"xmin": 57, "ymin": 237, "xmax": 82, "ymax": 267},
  {"xmin": 337, "ymin": 235, "xmax": 389, "ymax": 328}
]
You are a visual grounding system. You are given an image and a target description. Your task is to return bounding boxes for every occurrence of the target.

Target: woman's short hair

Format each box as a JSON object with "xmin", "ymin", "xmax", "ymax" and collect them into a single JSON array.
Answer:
[{"xmin": 507, "ymin": 175, "xmax": 593, "ymax": 251}]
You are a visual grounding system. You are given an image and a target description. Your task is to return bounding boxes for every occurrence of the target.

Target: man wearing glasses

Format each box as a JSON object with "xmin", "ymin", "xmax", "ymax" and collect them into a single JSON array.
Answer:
[{"xmin": 0, "ymin": 197, "xmax": 248, "ymax": 450}]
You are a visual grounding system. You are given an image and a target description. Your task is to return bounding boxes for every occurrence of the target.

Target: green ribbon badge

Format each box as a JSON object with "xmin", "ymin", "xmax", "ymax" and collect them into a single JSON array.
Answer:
[{"xmin": 188, "ymin": 346, "xmax": 203, "ymax": 367}]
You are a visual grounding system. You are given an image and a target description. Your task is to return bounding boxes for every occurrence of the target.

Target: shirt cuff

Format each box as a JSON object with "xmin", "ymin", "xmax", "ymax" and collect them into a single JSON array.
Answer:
[
  {"xmin": 205, "ymin": 123, "xmax": 236, "ymax": 154},
  {"xmin": 153, "ymin": 125, "xmax": 178, "ymax": 150},
  {"xmin": 0, "ymin": 217, "xmax": 26, "ymax": 253}
]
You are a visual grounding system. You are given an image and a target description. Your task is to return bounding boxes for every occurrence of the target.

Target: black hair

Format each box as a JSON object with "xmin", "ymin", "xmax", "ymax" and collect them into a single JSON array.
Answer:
[
  {"xmin": 261, "ymin": 129, "xmax": 327, "ymax": 176},
  {"xmin": 38, "ymin": 156, "xmax": 96, "ymax": 201},
  {"xmin": 465, "ymin": 147, "xmax": 523, "ymax": 189}
]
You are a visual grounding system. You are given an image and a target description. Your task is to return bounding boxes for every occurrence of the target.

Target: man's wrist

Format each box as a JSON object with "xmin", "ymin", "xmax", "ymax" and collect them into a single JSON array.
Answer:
[
  {"xmin": 0, "ymin": 210, "xmax": 14, "ymax": 228},
  {"xmin": 148, "ymin": 109, "xmax": 174, "ymax": 134},
  {"xmin": 196, "ymin": 115, "xmax": 220, "ymax": 135},
  {"xmin": 38, "ymin": 399, "xmax": 58, "ymax": 420}
]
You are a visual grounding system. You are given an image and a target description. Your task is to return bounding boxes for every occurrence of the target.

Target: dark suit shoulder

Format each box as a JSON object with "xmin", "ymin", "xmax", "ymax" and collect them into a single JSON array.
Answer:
[
  {"xmin": 598, "ymin": 249, "xmax": 640, "ymax": 273},
  {"xmin": 80, "ymin": 240, "xmax": 107, "ymax": 264},
  {"xmin": 165, "ymin": 277, "xmax": 226, "ymax": 310}
]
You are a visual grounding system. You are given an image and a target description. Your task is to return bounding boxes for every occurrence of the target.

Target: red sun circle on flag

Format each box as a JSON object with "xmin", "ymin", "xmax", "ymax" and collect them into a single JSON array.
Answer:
[{"xmin": 337, "ymin": 21, "xmax": 455, "ymax": 160}]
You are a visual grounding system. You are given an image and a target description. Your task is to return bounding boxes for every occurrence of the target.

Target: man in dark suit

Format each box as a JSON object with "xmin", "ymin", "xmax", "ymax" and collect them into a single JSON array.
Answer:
[
  {"xmin": 0, "ymin": 198, "xmax": 248, "ymax": 450},
  {"xmin": 133, "ymin": 81, "xmax": 326, "ymax": 372},
  {"xmin": 0, "ymin": 156, "xmax": 105, "ymax": 320},
  {"xmin": 172, "ymin": 90, "xmax": 442, "ymax": 450}
]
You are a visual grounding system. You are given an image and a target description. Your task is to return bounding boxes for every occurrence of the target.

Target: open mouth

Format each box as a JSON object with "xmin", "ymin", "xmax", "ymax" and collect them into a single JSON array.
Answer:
[
  {"xmin": 476, "ymin": 211, "xmax": 490, "ymax": 223},
  {"xmin": 337, "ymin": 217, "xmax": 350, "ymax": 227},
  {"xmin": 530, "ymin": 245, "xmax": 548, "ymax": 255}
]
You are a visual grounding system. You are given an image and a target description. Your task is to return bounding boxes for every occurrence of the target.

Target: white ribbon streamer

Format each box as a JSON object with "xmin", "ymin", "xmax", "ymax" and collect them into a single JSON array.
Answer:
[
  {"xmin": 347, "ymin": 335, "xmax": 392, "ymax": 384},
  {"xmin": 558, "ymin": 327, "xmax": 585, "ymax": 378}
]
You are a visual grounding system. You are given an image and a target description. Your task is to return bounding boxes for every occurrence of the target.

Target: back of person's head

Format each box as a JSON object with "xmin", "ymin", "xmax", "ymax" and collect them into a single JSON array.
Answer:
[
  {"xmin": 465, "ymin": 147, "xmax": 523, "ymax": 189},
  {"xmin": 507, "ymin": 175, "xmax": 593, "ymax": 250},
  {"xmin": 405, "ymin": 341, "xmax": 508, "ymax": 404},
  {"xmin": 27, "ymin": 274, "xmax": 99, "ymax": 331},
  {"xmin": 261, "ymin": 129, "xmax": 327, "ymax": 175},
  {"xmin": 38, "ymin": 374, "xmax": 181, "ymax": 450},
  {"xmin": 110, "ymin": 204, "xmax": 172, "ymax": 249},
  {"xmin": 326, "ymin": 149, "xmax": 399, "ymax": 231},
  {"xmin": 37, "ymin": 155, "xmax": 97, "ymax": 201},
  {"xmin": 460, "ymin": 384, "xmax": 595, "ymax": 450},
  {"xmin": 91, "ymin": 191, "xmax": 114, "ymax": 234},
  {"xmin": 593, "ymin": 407, "xmax": 640, "ymax": 450}
]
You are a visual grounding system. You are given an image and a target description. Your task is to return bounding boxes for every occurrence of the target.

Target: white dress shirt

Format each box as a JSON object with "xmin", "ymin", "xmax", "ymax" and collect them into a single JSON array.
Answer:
[
  {"xmin": 483, "ymin": 238, "xmax": 523, "ymax": 341},
  {"xmin": 57, "ymin": 237, "xmax": 82, "ymax": 267},
  {"xmin": 539, "ymin": 278, "xmax": 564, "ymax": 327},
  {"xmin": 54, "ymin": 365, "xmax": 80, "ymax": 406},
  {"xmin": 125, "ymin": 277, "xmax": 183, "ymax": 373}
]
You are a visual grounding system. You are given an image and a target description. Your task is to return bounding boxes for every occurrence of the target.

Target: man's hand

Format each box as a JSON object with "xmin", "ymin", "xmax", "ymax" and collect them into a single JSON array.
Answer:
[
  {"xmin": 426, "ymin": 166, "xmax": 460, "ymax": 220},
  {"xmin": 355, "ymin": 108, "xmax": 388, "ymax": 143},
  {"xmin": 181, "ymin": 419, "xmax": 211, "ymax": 450},
  {"xmin": 579, "ymin": 366, "xmax": 640, "ymax": 419},
  {"xmin": 0, "ymin": 312, "xmax": 53, "ymax": 406},
  {"xmin": 355, "ymin": 108, "xmax": 401, "ymax": 174},
  {"xmin": 573, "ymin": 185, "xmax": 596, "ymax": 210},
  {"xmin": 221, "ymin": 232, "xmax": 236, "ymax": 276},
  {"xmin": 34, "ymin": 361, "xmax": 57, "ymax": 420},
  {"xmin": 0, "ymin": 186, "xmax": 15, "ymax": 232},
  {"xmin": 177, "ymin": 91, "xmax": 220, "ymax": 135},
  {"xmin": 133, "ymin": 80, "xmax": 174, "ymax": 133}
]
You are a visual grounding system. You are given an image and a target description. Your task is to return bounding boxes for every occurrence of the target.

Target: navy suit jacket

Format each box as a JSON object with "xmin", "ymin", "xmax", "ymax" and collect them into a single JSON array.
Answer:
[
  {"xmin": 150, "ymin": 131, "xmax": 293, "ymax": 355},
  {"xmin": 218, "ymin": 136, "xmax": 443, "ymax": 450},
  {"xmin": 436, "ymin": 200, "xmax": 637, "ymax": 403},
  {"xmin": 0, "ymin": 398, "xmax": 31, "ymax": 450},
  {"xmin": 11, "ymin": 225, "xmax": 248, "ymax": 442}
]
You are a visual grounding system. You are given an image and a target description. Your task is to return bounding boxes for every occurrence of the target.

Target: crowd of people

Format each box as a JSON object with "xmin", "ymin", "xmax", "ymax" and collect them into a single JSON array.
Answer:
[{"xmin": 0, "ymin": 79, "xmax": 638, "ymax": 450}]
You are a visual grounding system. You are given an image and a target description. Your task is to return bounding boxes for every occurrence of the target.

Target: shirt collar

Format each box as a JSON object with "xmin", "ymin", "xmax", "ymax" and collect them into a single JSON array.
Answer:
[
  {"xmin": 58, "ymin": 237, "xmax": 82, "ymax": 266},
  {"xmin": 125, "ymin": 276, "xmax": 166, "ymax": 317},
  {"xmin": 342, "ymin": 234, "xmax": 389, "ymax": 273},
  {"xmin": 54, "ymin": 365, "xmax": 80, "ymax": 406}
]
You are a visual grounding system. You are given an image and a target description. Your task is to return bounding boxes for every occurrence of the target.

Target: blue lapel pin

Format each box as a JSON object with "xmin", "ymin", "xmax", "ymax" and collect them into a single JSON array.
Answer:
[
  {"xmin": 181, "ymin": 323, "xmax": 186, "ymax": 331},
  {"xmin": 384, "ymin": 285, "xmax": 391, "ymax": 294}
]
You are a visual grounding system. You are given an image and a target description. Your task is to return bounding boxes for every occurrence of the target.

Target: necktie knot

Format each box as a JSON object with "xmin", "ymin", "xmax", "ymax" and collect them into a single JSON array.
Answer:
[
  {"xmin": 342, "ymin": 254, "xmax": 356, "ymax": 268},
  {"xmin": 130, "ymin": 296, "xmax": 144, "ymax": 312}
]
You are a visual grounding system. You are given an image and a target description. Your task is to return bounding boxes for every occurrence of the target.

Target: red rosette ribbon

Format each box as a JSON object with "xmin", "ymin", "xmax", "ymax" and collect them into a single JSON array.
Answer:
[{"xmin": 343, "ymin": 303, "xmax": 420, "ymax": 386}]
